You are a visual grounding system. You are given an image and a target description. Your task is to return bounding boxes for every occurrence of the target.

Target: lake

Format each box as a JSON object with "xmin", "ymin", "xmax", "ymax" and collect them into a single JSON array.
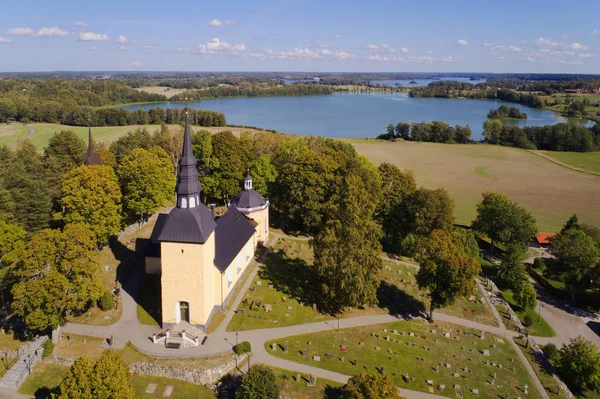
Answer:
[
  {"xmin": 120, "ymin": 92, "xmax": 567, "ymax": 141},
  {"xmin": 370, "ymin": 77, "xmax": 487, "ymax": 87}
]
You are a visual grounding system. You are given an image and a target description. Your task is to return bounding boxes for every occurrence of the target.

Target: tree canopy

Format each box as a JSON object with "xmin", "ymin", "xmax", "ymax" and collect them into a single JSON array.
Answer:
[
  {"xmin": 416, "ymin": 230, "xmax": 481, "ymax": 320},
  {"xmin": 0, "ymin": 220, "xmax": 26, "ymax": 268},
  {"xmin": 559, "ymin": 336, "xmax": 600, "ymax": 392},
  {"xmin": 471, "ymin": 192, "xmax": 537, "ymax": 249},
  {"xmin": 10, "ymin": 224, "xmax": 103, "ymax": 331},
  {"xmin": 236, "ymin": 364, "xmax": 279, "ymax": 399},
  {"xmin": 61, "ymin": 165, "xmax": 122, "ymax": 245},
  {"xmin": 341, "ymin": 373, "xmax": 399, "ymax": 399}
]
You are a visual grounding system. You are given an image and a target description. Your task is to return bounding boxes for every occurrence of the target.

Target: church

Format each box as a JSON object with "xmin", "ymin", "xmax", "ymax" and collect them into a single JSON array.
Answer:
[{"xmin": 144, "ymin": 113, "xmax": 269, "ymax": 330}]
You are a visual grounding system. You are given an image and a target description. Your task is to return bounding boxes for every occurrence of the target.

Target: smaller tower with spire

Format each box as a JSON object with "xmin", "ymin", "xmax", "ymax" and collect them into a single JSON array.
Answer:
[
  {"xmin": 231, "ymin": 172, "xmax": 270, "ymax": 242},
  {"xmin": 83, "ymin": 127, "xmax": 102, "ymax": 166}
]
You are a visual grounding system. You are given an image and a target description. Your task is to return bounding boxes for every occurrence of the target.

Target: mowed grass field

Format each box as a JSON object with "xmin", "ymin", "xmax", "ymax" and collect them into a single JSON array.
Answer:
[
  {"xmin": 540, "ymin": 150, "xmax": 600, "ymax": 174},
  {"xmin": 134, "ymin": 86, "xmax": 189, "ymax": 97},
  {"xmin": 0, "ymin": 123, "xmax": 269, "ymax": 151},
  {"xmin": 353, "ymin": 140, "xmax": 600, "ymax": 231}
]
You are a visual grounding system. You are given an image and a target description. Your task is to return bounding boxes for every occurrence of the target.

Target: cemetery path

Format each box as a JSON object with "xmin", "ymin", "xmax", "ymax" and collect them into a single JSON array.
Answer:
[{"xmin": 476, "ymin": 280, "xmax": 505, "ymax": 328}]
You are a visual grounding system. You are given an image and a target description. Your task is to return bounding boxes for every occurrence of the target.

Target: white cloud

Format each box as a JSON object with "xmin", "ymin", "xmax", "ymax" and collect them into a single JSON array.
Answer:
[
  {"xmin": 75, "ymin": 21, "xmax": 87, "ymax": 27},
  {"xmin": 0, "ymin": 37, "xmax": 12, "ymax": 44},
  {"xmin": 534, "ymin": 37, "xmax": 588, "ymax": 52},
  {"xmin": 367, "ymin": 54, "xmax": 405, "ymax": 62},
  {"xmin": 406, "ymin": 55, "xmax": 437, "ymax": 63},
  {"xmin": 568, "ymin": 43, "xmax": 588, "ymax": 51},
  {"xmin": 333, "ymin": 34, "xmax": 343, "ymax": 39},
  {"xmin": 366, "ymin": 43, "xmax": 395, "ymax": 53},
  {"xmin": 483, "ymin": 42, "xmax": 522, "ymax": 52},
  {"xmin": 197, "ymin": 37, "xmax": 246, "ymax": 54},
  {"xmin": 457, "ymin": 39, "xmax": 468, "ymax": 47},
  {"xmin": 34, "ymin": 26, "xmax": 69, "ymax": 37},
  {"xmin": 496, "ymin": 56, "xmax": 505, "ymax": 63},
  {"xmin": 593, "ymin": 29, "xmax": 600, "ymax": 36},
  {"xmin": 400, "ymin": 47, "xmax": 408, "ymax": 54},
  {"xmin": 116, "ymin": 35, "xmax": 128, "ymax": 43},
  {"xmin": 130, "ymin": 61, "xmax": 143, "ymax": 67},
  {"xmin": 207, "ymin": 19, "xmax": 237, "ymax": 27},
  {"xmin": 79, "ymin": 32, "xmax": 109, "ymax": 41},
  {"xmin": 119, "ymin": 46, "xmax": 129, "ymax": 51},
  {"xmin": 142, "ymin": 44, "xmax": 156, "ymax": 49},
  {"xmin": 442, "ymin": 56, "xmax": 462, "ymax": 62},
  {"xmin": 578, "ymin": 52, "xmax": 594, "ymax": 59},
  {"xmin": 7, "ymin": 27, "xmax": 33, "ymax": 36},
  {"xmin": 535, "ymin": 37, "xmax": 560, "ymax": 47},
  {"xmin": 264, "ymin": 47, "xmax": 355, "ymax": 60}
]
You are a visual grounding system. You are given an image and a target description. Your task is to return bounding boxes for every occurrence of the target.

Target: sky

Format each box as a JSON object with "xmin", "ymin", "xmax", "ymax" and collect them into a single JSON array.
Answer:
[{"xmin": 0, "ymin": 0, "xmax": 599, "ymax": 73}]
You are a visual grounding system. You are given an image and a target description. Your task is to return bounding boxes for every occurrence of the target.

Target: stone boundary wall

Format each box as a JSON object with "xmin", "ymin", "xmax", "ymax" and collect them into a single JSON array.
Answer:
[
  {"xmin": 485, "ymin": 279, "xmax": 575, "ymax": 399},
  {"xmin": 43, "ymin": 353, "xmax": 248, "ymax": 387}
]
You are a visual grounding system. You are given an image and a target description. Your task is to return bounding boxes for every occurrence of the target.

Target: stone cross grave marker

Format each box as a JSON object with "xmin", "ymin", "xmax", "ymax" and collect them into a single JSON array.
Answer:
[
  {"xmin": 307, "ymin": 374, "xmax": 317, "ymax": 387},
  {"xmin": 524, "ymin": 385, "xmax": 528, "ymax": 394}
]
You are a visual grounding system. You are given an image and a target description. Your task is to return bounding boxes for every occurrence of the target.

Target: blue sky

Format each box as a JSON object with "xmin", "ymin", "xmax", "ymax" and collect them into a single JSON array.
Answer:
[{"xmin": 1, "ymin": 0, "xmax": 599, "ymax": 73}]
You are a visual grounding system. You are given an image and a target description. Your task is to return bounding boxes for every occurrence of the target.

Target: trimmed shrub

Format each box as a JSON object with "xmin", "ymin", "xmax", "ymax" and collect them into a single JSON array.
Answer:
[
  {"xmin": 234, "ymin": 341, "xmax": 251, "ymax": 355},
  {"xmin": 98, "ymin": 291, "xmax": 115, "ymax": 311},
  {"xmin": 42, "ymin": 340, "xmax": 54, "ymax": 358},
  {"xmin": 543, "ymin": 343, "xmax": 559, "ymax": 361},
  {"xmin": 523, "ymin": 314, "xmax": 534, "ymax": 327}
]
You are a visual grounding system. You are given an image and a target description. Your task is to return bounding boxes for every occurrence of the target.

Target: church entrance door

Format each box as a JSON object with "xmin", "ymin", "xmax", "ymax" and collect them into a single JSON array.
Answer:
[{"xmin": 179, "ymin": 301, "xmax": 189, "ymax": 323}]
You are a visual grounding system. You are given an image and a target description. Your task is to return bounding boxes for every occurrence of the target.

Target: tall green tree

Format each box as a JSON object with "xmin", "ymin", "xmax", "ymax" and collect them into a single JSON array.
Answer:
[
  {"xmin": 416, "ymin": 230, "xmax": 481, "ymax": 320},
  {"xmin": 514, "ymin": 281, "xmax": 537, "ymax": 311},
  {"xmin": 0, "ymin": 220, "xmax": 26, "ymax": 268},
  {"xmin": 402, "ymin": 188, "xmax": 455, "ymax": 236},
  {"xmin": 341, "ymin": 373, "xmax": 398, "ymax": 399},
  {"xmin": 117, "ymin": 146, "xmax": 175, "ymax": 221},
  {"xmin": 236, "ymin": 364, "xmax": 279, "ymax": 399},
  {"xmin": 57, "ymin": 351, "xmax": 136, "ymax": 399},
  {"xmin": 109, "ymin": 127, "xmax": 155, "ymax": 163},
  {"xmin": 497, "ymin": 245, "xmax": 527, "ymax": 289},
  {"xmin": 471, "ymin": 192, "xmax": 538, "ymax": 249},
  {"xmin": 561, "ymin": 214, "xmax": 581, "ymax": 233},
  {"xmin": 10, "ymin": 224, "xmax": 103, "ymax": 331},
  {"xmin": 249, "ymin": 156, "xmax": 277, "ymax": 197},
  {"xmin": 452, "ymin": 228, "xmax": 481, "ymax": 260},
  {"xmin": 61, "ymin": 165, "xmax": 122, "ymax": 245},
  {"xmin": 314, "ymin": 158, "xmax": 383, "ymax": 311},
  {"xmin": 482, "ymin": 119, "xmax": 503, "ymax": 144},
  {"xmin": 44, "ymin": 130, "xmax": 86, "ymax": 174},
  {"xmin": 210, "ymin": 131, "xmax": 246, "ymax": 200},
  {"xmin": 559, "ymin": 336, "xmax": 600, "ymax": 392},
  {"xmin": 551, "ymin": 229, "xmax": 599, "ymax": 301}
]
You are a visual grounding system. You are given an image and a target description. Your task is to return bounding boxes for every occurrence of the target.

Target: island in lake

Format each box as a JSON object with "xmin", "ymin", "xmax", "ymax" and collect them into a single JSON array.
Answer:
[{"xmin": 487, "ymin": 105, "xmax": 527, "ymax": 120}]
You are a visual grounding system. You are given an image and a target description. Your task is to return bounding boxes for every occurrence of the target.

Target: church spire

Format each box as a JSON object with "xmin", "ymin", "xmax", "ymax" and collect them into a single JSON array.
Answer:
[
  {"xmin": 175, "ymin": 110, "xmax": 202, "ymax": 208},
  {"xmin": 83, "ymin": 126, "xmax": 102, "ymax": 166}
]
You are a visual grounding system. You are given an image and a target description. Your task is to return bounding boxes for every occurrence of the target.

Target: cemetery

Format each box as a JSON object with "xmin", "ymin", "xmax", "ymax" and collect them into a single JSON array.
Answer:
[
  {"xmin": 265, "ymin": 320, "xmax": 542, "ymax": 399},
  {"xmin": 227, "ymin": 236, "xmax": 498, "ymax": 331}
]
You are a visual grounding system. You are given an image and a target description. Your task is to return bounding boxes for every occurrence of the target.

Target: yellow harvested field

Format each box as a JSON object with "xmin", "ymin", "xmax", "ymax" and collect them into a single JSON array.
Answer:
[
  {"xmin": 134, "ymin": 86, "xmax": 188, "ymax": 97},
  {"xmin": 353, "ymin": 140, "xmax": 600, "ymax": 231}
]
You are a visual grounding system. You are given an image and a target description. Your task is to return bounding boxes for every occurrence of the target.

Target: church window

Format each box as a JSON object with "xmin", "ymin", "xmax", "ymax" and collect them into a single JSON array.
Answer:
[
  {"xmin": 181, "ymin": 197, "xmax": 188, "ymax": 208},
  {"xmin": 181, "ymin": 249, "xmax": 184, "ymax": 253},
  {"xmin": 190, "ymin": 196, "xmax": 196, "ymax": 208},
  {"xmin": 237, "ymin": 254, "xmax": 242, "ymax": 274},
  {"xmin": 227, "ymin": 267, "xmax": 233, "ymax": 288}
]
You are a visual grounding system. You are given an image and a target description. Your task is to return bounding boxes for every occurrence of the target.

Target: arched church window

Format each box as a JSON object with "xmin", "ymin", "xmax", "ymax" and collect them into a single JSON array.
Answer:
[
  {"xmin": 181, "ymin": 197, "xmax": 188, "ymax": 208},
  {"xmin": 190, "ymin": 196, "xmax": 196, "ymax": 208}
]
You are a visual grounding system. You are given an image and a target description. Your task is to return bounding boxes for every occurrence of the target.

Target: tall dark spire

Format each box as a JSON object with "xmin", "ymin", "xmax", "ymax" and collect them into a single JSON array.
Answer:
[
  {"xmin": 175, "ymin": 110, "xmax": 202, "ymax": 207},
  {"xmin": 83, "ymin": 127, "xmax": 102, "ymax": 166}
]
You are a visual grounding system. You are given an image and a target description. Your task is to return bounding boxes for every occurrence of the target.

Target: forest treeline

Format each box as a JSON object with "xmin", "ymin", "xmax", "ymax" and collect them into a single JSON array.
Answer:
[
  {"xmin": 179, "ymin": 83, "xmax": 337, "ymax": 101},
  {"xmin": 487, "ymin": 105, "xmax": 527, "ymax": 120},
  {"xmin": 482, "ymin": 120, "xmax": 600, "ymax": 152},
  {"xmin": 378, "ymin": 121, "xmax": 472, "ymax": 143}
]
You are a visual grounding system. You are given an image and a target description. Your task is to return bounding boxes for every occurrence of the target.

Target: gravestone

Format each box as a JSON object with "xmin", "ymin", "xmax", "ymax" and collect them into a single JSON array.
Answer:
[
  {"xmin": 307, "ymin": 374, "xmax": 317, "ymax": 387},
  {"xmin": 444, "ymin": 332, "xmax": 451, "ymax": 337},
  {"xmin": 163, "ymin": 385, "xmax": 174, "ymax": 397},
  {"xmin": 435, "ymin": 365, "xmax": 439, "ymax": 372},
  {"xmin": 481, "ymin": 331, "xmax": 485, "ymax": 339},
  {"xmin": 146, "ymin": 384, "xmax": 157, "ymax": 394},
  {"xmin": 439, "ymin": 384, "xmax": 445, "ymax": 391},
  {"xmin": 296, "ymin": 373, "xmax": 301, "ymax": 382},
  {"xmin": 524, "ymin": 385, "xmax": 528, "ymax": 394},
  {"xmin": 472, "ymin": 389, "xmax": 479, "ymax": 396},
  {"xmin": 284, "ymin": 341, "xmax": 289, "ymax": 353},
  {"xmin": 409, "ymin": 332, "xmax": 415, "ymax": 337},
  {"xmin": 326, "ymin": 353, "xmax": 334, "ymax": 358},
  {"xmin": 483, "ymin": 349, "xmax": 490, "ymax": 356},
  {"xmin": 302, "ymin": 348, "xmax": 307, "ymax": 356},
  {"xmin": 454, "ymin": 373, "xmax": 460, "ymax": 377},
  {"xmin": 341, "ymin": 356, "xmax": 345, "ymax": 362},
  {"xmin": 313, "ymin": 355, "xmax": 320, "ymax": 361},
  {"xmin": 272, "ymin": 343, "xmax": 276, "ymax": 351},
  {"xmin": 375, "ymin": 346, "xmax": 381, "ymax": 351}
]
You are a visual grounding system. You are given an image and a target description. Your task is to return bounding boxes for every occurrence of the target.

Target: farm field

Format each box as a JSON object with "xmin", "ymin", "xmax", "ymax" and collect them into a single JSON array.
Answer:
[
  {"xmin": 353, "ymin": 140, "xmax": 600, "ymax": 231},
  {"xmin": 266, "ymin": 320, "xmax": 542, "ymax": 399},
  {"xmin": 0, "ymin": 123, "xmax": 270, "ymax": 151},
  {"xmin": 539, "ymin": 150, "xmax": 600, "ymax": 174},
  {"xmin": 134, "ymin": 86, "xmax": 188, "ymax": 97}
]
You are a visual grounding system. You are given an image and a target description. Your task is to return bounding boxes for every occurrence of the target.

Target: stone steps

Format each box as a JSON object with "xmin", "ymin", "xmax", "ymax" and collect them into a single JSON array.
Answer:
[{"xmin": 0, "ymin": 336, "xmax": 47, "ymax": 389}]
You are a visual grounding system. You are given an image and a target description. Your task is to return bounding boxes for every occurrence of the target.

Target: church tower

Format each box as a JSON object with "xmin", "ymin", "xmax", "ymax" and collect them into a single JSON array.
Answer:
[
  {"xmin": 156, "ymin": 111, "xmax": 218, "ymax": 329},
  {"xmin": 231, "ymin": 173, "xmax": 270, "ymax": 242},
  {"xmin": 83, "ymin": 127, "xmax": 102, "ymax": 166}
]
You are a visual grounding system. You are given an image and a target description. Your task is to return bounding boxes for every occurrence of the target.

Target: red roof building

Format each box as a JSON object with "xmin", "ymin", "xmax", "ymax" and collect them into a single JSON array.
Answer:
[{"xmin": 536, "ymin": 232, "xmax": 556, "ymax": 246}]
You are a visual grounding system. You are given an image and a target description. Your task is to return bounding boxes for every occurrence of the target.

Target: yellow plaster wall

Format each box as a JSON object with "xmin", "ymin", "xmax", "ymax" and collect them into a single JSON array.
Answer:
[
  {"xmin": 220, "ymin": 235, "xmax": 256, "ymax": 301},
  {"xmin": 247, "ymin": 207, "xmax": 269, "ymax": 242},
  {"xmin": 160, "ymin": 234, "xmax": 216, "ymax": 326},
  {"xmin": 145, "ymin": 256, "xmax": 161, "ymax": 275}
]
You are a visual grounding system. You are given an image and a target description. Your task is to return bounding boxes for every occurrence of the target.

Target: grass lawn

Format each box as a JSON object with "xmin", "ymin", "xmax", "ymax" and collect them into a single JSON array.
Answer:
[
  {"xmin": 131, "ymin": 374, "xmax": 215, "ymax": 398},
  {"xmin": 500, "ymin": 290, "xmax": 555, "ymax": 337},
  {"xmin": 54, "ymin": 334, "xmax": 106, "ymax": 360},
  {"xmin": 353, "ymin": 140, "xmax": 600, "ymax": 231},
  {"xmin": 134, "ymin": 86, "xmax": 189, "ymax": 97},
  {"xmin": 227, "ymin": 236, "xmax": 497, "ymax": 332},
  {"xmin": 540, "ymin": 151, "xmax": 600, "ymax": 174},
  {"xmin": 18, "ymin": 362, "xmax": 68, "ymax": 398},
  {"xmin": 0, "ymin": 123, "xmax": 28, "ymax": 146},
  {"xmin": 272, "ymin": 366, "xmax": 343, "ymax": 399},
  {"xmin": 266, "ymin": 320, "xmax": 542, "ymax": 399},
  {"xmin": 0, "ymin": 331, "xmax": 27, "ymax": 351},
  {"xmin": 514, "ymin": 340, "xmax": 569, "ymax": 399},
  {"xmin": 66, "ymin": 305, "xmax": 122, "ymax": 326}
]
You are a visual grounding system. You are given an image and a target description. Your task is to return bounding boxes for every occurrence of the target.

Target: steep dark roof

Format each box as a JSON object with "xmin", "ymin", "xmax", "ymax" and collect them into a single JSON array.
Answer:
[
  {"xmin": 145, "ymin": 214, "xmax": 168, "ymax": 257},
  {"xmin": 231, "ymin": 190, "xmax": 268, "ymax": 209},
  {"xmin": 84, "ymin": 127, "xmax": 102, "ymax": 166},
  {"xmin": 214, "ymin": 206, "xmax": 255, "ymax": 272},
  {"xmin": 175, "ymin": 113, "xmax": 202, "ymax": 196},
  {"xmin": 157, "ymin": 206, "xmax": 217, "ymax": 244}
]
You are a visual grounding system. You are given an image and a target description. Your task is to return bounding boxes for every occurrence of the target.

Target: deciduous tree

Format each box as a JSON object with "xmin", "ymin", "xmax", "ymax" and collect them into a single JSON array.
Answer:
[
  {"xmin": 416, "ymin": 230, "xmax": 481, "ymax": 320},
  {"xmin": 341, "ymin": 373, "xmax": 398, "ymax": 399},
  {"xmin": 44, "ymin": 130, "xmax": 86, "ymax": 174},
  {"xmin": 117, "ymin": 146, "xmax": 175, "ymax": 221},
  {"xmin": 61, "ymin": 165, "xmax": 122, "ymax": 245},
  {"xmin": 559, "ymin": 336, "xmax": 600, "ymax": 392},
  {"xmin": 0, "ymin": 220, "xmax": 26, "ymax": 268},
  {"xmin": 10, "ymin": 224, "xmax": 103, "ymax": 331},
  {"xmin": 236, "ymin": 364, "xmax": 279, "ymax": 399},
  {"xmin": 249, "ymin": 156, "xmax": 277, "ymax": 197},
  {"xmin": 514, "ymin": 281, "xmax": 537, "ymax": 310},
  {"xmin": 497, "ymin": 245, "xmax": 527, "ymax": 289}
]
